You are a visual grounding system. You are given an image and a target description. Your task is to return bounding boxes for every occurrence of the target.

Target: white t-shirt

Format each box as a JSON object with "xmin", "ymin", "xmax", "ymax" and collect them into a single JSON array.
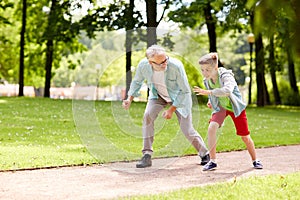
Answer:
[{"xmin": 152, "ymin": 70, "xmax": 172, "ymax": 102}]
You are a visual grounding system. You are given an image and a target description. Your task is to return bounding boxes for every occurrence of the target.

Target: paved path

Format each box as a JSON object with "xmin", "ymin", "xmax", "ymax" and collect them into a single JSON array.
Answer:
[{"xmin": 0, "ymin": 145, "xmax": 299, "ymax": 200}]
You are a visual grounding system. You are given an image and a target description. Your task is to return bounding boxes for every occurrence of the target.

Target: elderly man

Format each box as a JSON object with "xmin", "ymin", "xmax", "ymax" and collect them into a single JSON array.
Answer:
[{"xmin": 122, "ymin": 45, "xmax": 209, "ymax": 168}]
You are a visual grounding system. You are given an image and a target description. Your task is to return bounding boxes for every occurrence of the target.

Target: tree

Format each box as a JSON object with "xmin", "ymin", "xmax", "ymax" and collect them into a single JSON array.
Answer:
[
  {"xmin": 146, "ymin": 0, "xmax": 157, "ymax": 47},
  {"xmin": 124, "ymin": 0, "xmax": 134, "ymax": 99},
  {"xmin": 254, "ymin": 33, "xmax": 270, "ymax": 106},
  {"xmin": 0, "ymin": 0, "xmax": 15, "ymax": 83},
  {"xmin": 254, "ymin": 0, "xmax": 299, "ymax": 104},
  {"xmin": 18, "ymin": 0, "xmax": 26, "ymax": 97},
  {"xmin": 284, "ymin": 20, "xmax": 299, "ymax": 94},
  {"xmin": 100, "ymin": 0, "xmax": 170, "ymax": 98},
  {"xmin": 268, "ymin": 35, "xmax": 281, "ymax": 105},
  {"xmin": 91, "ymin": 0, "xmax": 144, "ymax": 99},
  {"xmin": 43, "ymin": 0, "xmax": 82, "ymax": 97},
  {"xmin": 41, "ymin": 0, "xmax": 114, "ymax": 97},
  {"xmin": 168, "ymin": 0, "xmax": 224, "ymax": 66},
  {"xmin": 145, "ymin": 0, "xmax": 170, "ymax": 47}
]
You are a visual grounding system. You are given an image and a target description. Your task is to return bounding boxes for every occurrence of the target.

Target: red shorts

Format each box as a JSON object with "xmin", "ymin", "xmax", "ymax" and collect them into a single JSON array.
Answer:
[{"xmin": 209, "ymin": 107, "xmax": 250, "ymax": 136}]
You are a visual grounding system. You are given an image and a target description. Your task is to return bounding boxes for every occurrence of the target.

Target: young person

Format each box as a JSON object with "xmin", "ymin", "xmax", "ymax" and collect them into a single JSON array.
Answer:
[
  {"xmin": 193, "ymin": 52, "xmax": 263, "ymax": 171},
  {"xmin": 122, "ymin": 45, "xmax": 210, "ymax": 168}
]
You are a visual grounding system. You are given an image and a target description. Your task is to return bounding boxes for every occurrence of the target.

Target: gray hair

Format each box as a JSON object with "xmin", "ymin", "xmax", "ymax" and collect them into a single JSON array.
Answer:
[{"xmin": 146, "ymin": 45, "xmax": 166, "ymax": 59}]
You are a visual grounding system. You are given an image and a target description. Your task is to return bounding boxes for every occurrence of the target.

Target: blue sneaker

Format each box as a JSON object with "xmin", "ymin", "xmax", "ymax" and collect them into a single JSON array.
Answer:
[
  {"xmin": 253, "ymin": 160, "xmax": 263, "ymax": 169},
  {"xmin": 203, "ymin": 161, "xmax": 217, "ymax": 171}
]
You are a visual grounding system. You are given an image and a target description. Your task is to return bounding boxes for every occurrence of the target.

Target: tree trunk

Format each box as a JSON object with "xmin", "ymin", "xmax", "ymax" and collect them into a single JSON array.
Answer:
[
  {"xmin": 269, "ymin": 35, "xmax": 281, "ymax": 105},
  {"xmin": 203, "ymin": 2, "xmax": 216, "ymax": 53},
  {"xmin": 203, "ymin": 2, "xmax": 223, "ymax": 67},
  {"xmin": 248, "ymin": 42, "xmax": 254, "ymax": 105},
  {"xmin": 18, "ymin": 0, "xmax": 26, "ymax": 97},
  {"xmin": 255, "ymin": 33, "xmax": 269, "ymax": 106},
  {"xmin": 248, "ymin": 10, "xmax": 255, "ymax": 105},
  {"xmin": 44, "ymin": 39, "xmax": 53, "ymax": 98},
  {"xmin": 125, "ymin": 0, "xmax": 134, "ymax": 99},
  {"xmin": 146, "ymin": 0, "xmax": 158, "ymax": 98},
  {"xmin": 287, "ymin": 48, "xmax": 298, "ymax": 93},
  {"xmin": 43, "ymin": 0, "xmax": 57, "ymax": 98},
  {"xmin": 146, "ymin": 0, "xmax": 157, "ymax": 47}
]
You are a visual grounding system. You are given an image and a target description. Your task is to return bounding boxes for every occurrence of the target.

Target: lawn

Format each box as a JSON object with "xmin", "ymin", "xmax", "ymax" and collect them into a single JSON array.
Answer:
[
  {"xmin": 0, "ymin": 97, "xmax": 299, "ymax": 170},
  {"xmin": 125, "ymin": 172, "xmax": 300, "ymax": 200}
]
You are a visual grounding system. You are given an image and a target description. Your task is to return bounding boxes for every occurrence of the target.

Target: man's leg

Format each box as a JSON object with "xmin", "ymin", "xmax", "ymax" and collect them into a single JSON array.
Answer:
[
  {"xmin": 175, "ymin": 112, "xmax": 208, "ymax": 157},
  {"xmin": 142, "ymin": 97, "xmax": 167, "ymax": 155},
  {"xmin": 136, "ymin": 97, "xmax": 167, "ymax": 168}
]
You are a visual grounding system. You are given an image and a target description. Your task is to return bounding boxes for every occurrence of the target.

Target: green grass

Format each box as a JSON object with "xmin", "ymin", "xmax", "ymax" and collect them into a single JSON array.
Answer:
[
  {"xmin": 124, "ymin": 172, "xmax": 300, "ymax": 200},
  {"xmin": 0, "ymin": 97, "xmax": 299, "ymax": 170}
]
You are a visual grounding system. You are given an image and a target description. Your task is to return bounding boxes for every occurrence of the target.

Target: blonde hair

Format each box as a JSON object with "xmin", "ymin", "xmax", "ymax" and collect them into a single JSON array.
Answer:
[
  {"xmin": 146, "ymin": 45, "xmax": 166, "ymax": 59},
  {"xmin": 198, "ymin": 52, "xmax": 218, "ymax": 68}
]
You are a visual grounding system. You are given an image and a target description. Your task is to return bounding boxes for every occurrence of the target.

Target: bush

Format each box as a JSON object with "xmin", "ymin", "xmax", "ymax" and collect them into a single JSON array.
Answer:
[{"xmin": 278, "ymin": 79, "xmax": 300, "ymax": 106}]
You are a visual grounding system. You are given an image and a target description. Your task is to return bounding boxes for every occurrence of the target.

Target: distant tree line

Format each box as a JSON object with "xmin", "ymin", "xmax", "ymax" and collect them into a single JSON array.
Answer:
[{"xmin": 0, "ymin": 0, "xmax": 299, "ymax": 105}]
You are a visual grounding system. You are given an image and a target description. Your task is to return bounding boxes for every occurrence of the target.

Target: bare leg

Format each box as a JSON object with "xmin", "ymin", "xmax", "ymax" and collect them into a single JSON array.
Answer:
[
  {"xmin": 207, "ymin": 122, "xmax": 219, "ymax": 160},
  {"xmin": 241, "ymin": 135, "xmax": 256, "ymax": 161}
]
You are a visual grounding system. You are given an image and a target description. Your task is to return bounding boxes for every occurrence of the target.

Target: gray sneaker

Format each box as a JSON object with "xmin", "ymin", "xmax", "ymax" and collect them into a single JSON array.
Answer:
[
  {"xmin": 136, "ymin": 154, "xmax": 152, "ymax": 168},
  {"xmin": 203, "ymin": 161, "xmax": 217, "ymax": 171},
  {"xmin": 200, "ymin": 154, "xmax": 210, "ymax": 165}
]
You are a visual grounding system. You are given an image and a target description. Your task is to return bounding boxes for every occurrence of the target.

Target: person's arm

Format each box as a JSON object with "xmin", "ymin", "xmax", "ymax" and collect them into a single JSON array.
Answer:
[
  {"xmin": 193, "ymin": 81, "xmax": 213, "ymax": 109},
  {"xmin": 193, "ymin": 86, "xmax": 212, "ymax": 96}
]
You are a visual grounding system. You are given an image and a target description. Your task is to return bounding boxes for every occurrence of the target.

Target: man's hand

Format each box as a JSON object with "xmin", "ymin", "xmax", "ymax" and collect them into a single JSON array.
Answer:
[
  {"xmin": 122, "ymin": 96, "xmax": 134, "ymax": 110},
  {"xmin": 193, "ymin": 86, "xmax": 212, "ymax": 96},
  {"xmin": 162, "ymin": 106, "xmax": 176, "ymax": 119}
]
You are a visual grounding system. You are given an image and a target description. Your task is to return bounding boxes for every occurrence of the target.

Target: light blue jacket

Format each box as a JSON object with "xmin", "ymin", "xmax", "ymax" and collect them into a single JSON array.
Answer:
[
  {"xmin": 128, "ymin": 57, "xmax": 192, "ymax": 118},
  {"xmin": 204, "ymin": 67, "xmax": 246, "ymax": 117}
]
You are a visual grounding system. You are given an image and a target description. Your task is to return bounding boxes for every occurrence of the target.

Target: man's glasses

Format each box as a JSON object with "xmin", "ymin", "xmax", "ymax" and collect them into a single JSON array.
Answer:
[{"xmin": 150, "ymin": 56, "xmax": 169, "ymax": 67}]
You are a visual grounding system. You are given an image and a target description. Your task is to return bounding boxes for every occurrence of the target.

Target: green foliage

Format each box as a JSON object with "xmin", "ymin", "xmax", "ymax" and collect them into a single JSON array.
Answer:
[
  {"xmin": 168, "ymin": 0, "xmax": 223, "ymax": 30},
  {"xmin": 221, "ymin": 0, "xmax": 250, "ymax": 33},
  {"xmin": 254, "ymin": 0, "xmax": 300, "ymax": 56},
  {"xmin": 276, "ymin": 79, "xmax": 300, "ymax": 106},
  {"xmin": 0, "ymin": 0, "xmax": 14, "ymax": 25},
  {"xmin": 0, "ymin": 0, "xmax": 19, "ymax": 83}
]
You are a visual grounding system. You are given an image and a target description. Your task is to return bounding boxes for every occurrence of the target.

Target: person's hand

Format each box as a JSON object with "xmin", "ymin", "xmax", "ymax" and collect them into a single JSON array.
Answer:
[
  {"xmin": 207, "ymin": 102, "xmax": 212, "ymax": 109},
  {"xmin": 162, "ymin": 106, "xmax": 176, "ymax": 119},
  {"xmin": 162, "ymin": 110, "xmax": 172, "ymax": 119},
  {"xmin": 122, "ymin": 99, "xmax": 132, "ymax": 110},
  {"xmin": 193, "ymin": 86, "xmax": 212, "ymax": 96}
]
